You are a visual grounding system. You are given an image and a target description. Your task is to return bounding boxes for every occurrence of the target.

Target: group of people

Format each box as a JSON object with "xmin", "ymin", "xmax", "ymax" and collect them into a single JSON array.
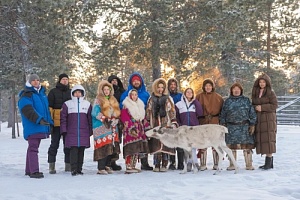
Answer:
[{"xmin": 18, "ymin": 72, "xmax": 278, "ymax": 178}]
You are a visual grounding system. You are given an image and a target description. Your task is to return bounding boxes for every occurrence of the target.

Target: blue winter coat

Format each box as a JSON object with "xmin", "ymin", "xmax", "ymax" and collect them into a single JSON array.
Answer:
[
  {"xmin": 18, "ymin": 83, "xmax": 53, "ymax": 140},
  {"xmin": 170, "ymin": 92, "xmax": 182, "ymax": 104},
  {"xmin": 120, "ymin": 72, "xmax": 150, "ymax": 108},
  {"xmin": 219, "ymin": 95, "xmax": 257, "ymax": 147}
]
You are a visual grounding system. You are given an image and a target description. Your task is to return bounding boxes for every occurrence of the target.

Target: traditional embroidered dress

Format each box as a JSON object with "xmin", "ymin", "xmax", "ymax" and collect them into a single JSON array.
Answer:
[{"xmin": 92, "ymin": 80, "xmax": 121, "ymax": 161}]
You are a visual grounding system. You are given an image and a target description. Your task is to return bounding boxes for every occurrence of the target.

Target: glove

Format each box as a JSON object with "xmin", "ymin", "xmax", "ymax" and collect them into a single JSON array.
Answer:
[
  {"xmin": 111, "ymin": 118, "xmax": 119, "ymax": 126},
  {"xmin": 39, "ymin": 119, "xmax": 50, "ymax": 126},
  {"xmin": 248, "ymin": 125, "xmax": 255, "ymax": 135}
]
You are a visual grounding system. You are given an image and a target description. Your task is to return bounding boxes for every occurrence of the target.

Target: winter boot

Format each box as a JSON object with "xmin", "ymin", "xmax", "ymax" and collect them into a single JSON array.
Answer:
[
  {"xmin": 187, "ymin": 162, "xmax": 192, "ymax": 172},
  {"xmin": 212, "ymin": 148, "xmax": 219, "ymax": 170},
  {"xmin": 141, "ymin": 154, "xmax": 153, "ymax": 170},
  {"xmin": 105, "ymin": 166, "xmax": 114, "ymax": 174},
  {"xmin": 132, "ymin": 154, "xmax": 141, "ymax": 173},
  {"xmin": 29, "ymin": 172, "xmax": 44, "ymax": 179},
  {"xmin": 177, "ymin": 149, "xmax": 184, "ymax": 170},
  {"xmin": 227, "ymin": 150, "xmax": 237, "ymax": 171},
  {"xmin": 111, "ymin": 160, "xmax": 122, "ymax": 171},
  {"xmin": 243, "ymin": 150, "xmax": 255, "ymax": 170},
  {"xmin": 199, "ymin": 149, "xmax": 208, "ymax": 171},
  {"xmin": 49, "ymin": 163, "xmax": 56, "ymax": 174},
  {"xmin": 168, "ymin": 155, "xmax": 176, "ymax": 170},
  {"xmin": 262, "ymin": 156, "xmax": 273, "ymax": 170},
  {"xmin": 97, "ymin": 170, "xmax": 108, "ymax": 175},
  {"xmin": 259, "ymin": 156, "xmax": 274, "ymax": 169},
  {"xmin": 65, "ymin": 163, "xmax": 71, "ymax": 172},
  {"xmin": 160, "ymin": 159, "xmax": 168, "ymax": 172}
]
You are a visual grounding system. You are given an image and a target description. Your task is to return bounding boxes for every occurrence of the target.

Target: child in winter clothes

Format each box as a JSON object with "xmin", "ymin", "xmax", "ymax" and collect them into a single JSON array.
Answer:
[
  {"xmin": 18, "ymin": 74, "xmax": 53, "ymax": 179},
  {"xmin": 175, "ymin": 88, "xmax": 203, "ymax": 172},
  {"xmin": 60, "ymin": 85, "xmax": 92, "ymax": 176},
  {"xmin": 120, "ymin": 89, "xmax": 150, "ymax": 173}
]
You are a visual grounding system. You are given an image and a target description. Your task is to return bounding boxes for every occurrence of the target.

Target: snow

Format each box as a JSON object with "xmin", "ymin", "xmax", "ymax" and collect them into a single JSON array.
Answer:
[{"xmin": 0, "ymin": 122, "xmax": 300, "ymax": 200}]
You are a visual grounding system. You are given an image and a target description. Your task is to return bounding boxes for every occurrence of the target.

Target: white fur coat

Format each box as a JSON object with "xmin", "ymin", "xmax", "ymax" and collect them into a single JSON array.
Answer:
[{"xmin": 122, "ymin": 96, "xmax": 145, "ymax": 121}]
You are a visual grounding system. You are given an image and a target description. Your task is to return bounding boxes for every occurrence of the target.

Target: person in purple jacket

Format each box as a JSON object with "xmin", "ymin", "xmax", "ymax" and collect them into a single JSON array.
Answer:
[
  {"xmin": 175, "ymin": 88, "xmax": 203, "ymax": 172},
  {"xmin": 60, "ymin": 85, "xmax": 92, "ymax": 176}
]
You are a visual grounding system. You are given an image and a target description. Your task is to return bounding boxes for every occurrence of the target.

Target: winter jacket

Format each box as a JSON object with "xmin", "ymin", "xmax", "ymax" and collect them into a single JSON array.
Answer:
[
  {"xmin": 18, "ymin": 82, "xmax": 53, "ymax": 140},
  {"xmin": 48, "ymin": 82, "xmax": 71, "ymax": 127},
  {"xmin": 60, "ymin": 85, "xmax": 92, "ymax": 148},
  {"xmin": 108, "ymin": 75, "xmax": 126, "ymax": 103},
  {"xmin": 176, "ymin": 95, "xmax": 203, "ymax": 126},
  {"xmin": 167, "ymin": 78, "xmax": 182, "ymax": 104},
  {"xmin": 219, "ymin": 94, "xmax": 257, "ymax": 149},
  {"xmin": 196, "ymin": 78, "xmax": 224, "ymax": 125},
  {"xmin": 120, "ymin": 72, "xmax": 150, "ymax": 108},
  {"xmin": 252, "ymin": 73, "xmax": 278, "ymax": 155}
]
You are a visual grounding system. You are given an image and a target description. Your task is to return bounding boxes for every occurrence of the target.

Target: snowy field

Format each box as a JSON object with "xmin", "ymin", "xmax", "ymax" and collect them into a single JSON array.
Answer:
[{"xmin": 0, "ymin": 122, "xmax": 299, "ymax": 200}]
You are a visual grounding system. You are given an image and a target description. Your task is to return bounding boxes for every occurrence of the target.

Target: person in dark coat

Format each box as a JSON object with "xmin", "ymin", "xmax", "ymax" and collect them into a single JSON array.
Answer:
[
  {"xmin": 107, "ymin": 75, "xmax": 126, "ymax": 170},
  {"xmin": 18, "ymin": 74, "xmax": 53, "ymax": 178},
  {"xmin": 252, "ymin": 73, "xmax": 278, "ymax": 170},
  {"xmin": 60, "ymin": 85, "xmax": 92, "ymax": 176},
  {"xmin": 47, "ymin": 73, "xmax": 72, "ymax": 174},
  {"xmin": 167, "ymin": 78, "xmax": 183, "ymax": 170},
  {"xmin": 219, "ymin": 83, "xmax": 257, "ymax": 170},
  {"xmin": 120, "ymin": 72, "xmax": 153, "ymax": 170}
]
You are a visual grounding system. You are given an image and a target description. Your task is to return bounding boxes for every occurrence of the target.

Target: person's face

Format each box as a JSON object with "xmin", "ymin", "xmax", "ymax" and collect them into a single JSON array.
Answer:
[
  {"xmin": 185, "ymin": 89, "xmax": 194, "ymax": 100},
  {"xmin": 73, "ymin": 90, "xmax": 82, "ymax": 97},
  {"xmin": 60, "ymin": 77, "xmax": 69, "ymax": 86},
  {"xmin": 259, "ymin": 79, "xmax": 266, "ymax": 89},
  {"xmin": 232, "ymin": 86, "xmax": 241, "ymax": 96},
  {"xmin": 30, "ymin": 79, "xmax": 40, "ymax": 88},
  {"xmin": 111, "ymin": 79, "xmax": 118, "ymax": 86},
  {"xmin": 204, "ymin": 83, "xmax": 213, "ymax": 93},
  {"xmin": 132, "ymin": 80, "xmax": 141, "ymax": 88},
  {"xmin": 130, "ymin": 91, "xmax": 138, "ymax": 101},
  {"xmin": 103, "ymin": 86, "xmax": 111, "ymax": 96},
  {"xmin": 157, "ymin": 83, "xmax": 165, "ymax": 94},
  {"xmin": 169, "ymin": 82, "xmax": 177, "ymax": 92}
]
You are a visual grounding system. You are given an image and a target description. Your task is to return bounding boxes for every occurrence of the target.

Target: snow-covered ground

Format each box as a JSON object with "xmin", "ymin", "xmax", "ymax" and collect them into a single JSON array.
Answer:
[{"xmin": 0, "ymin": 122, "xmax": 299, "ymax": 200}]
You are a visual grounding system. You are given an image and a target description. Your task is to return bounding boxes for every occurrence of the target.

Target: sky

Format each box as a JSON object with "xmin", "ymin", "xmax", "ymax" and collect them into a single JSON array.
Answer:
[{"xmin": 0, "ymin": 122, "xmax": 299, "ymax": 200}]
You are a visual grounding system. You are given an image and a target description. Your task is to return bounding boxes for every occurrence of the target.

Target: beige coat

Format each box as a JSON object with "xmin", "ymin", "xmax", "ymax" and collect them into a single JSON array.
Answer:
[{"xmin": 252, "ymin": 73, "xmax": 278, "ymax": 155}]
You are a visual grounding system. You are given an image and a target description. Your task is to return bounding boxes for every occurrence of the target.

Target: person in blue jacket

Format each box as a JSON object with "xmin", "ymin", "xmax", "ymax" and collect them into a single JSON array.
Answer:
[
  {"xmin": 120, "ymin": 72, "xmax": 153, "ymax": 170},
  {"xmin": 18, "ymin": 74, "xmax": 53, "ymax": 178}
]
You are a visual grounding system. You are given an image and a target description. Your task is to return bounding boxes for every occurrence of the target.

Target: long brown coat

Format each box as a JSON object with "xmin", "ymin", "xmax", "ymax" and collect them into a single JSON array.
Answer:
[
  {"xmin": 252, "ymin": 73, "xmax": 278, "ymax": 155},
  {"xmin": 146, "ymin": 78, "xmax": 176, "ymax": 155},
  {"xmin": 196, "ymin": 78, "xmax": 224, "ymax": 125}
]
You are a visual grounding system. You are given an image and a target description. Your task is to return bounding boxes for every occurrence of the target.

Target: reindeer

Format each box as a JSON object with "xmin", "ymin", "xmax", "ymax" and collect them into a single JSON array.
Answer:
[{"xmin": 146, "ymin": 124, "xmax": 238, "ymax": 175}]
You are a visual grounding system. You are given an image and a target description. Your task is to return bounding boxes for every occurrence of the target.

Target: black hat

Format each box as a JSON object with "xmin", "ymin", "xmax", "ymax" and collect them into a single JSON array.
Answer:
[{"xmin": 59, "ymin": 73, "xmax": 69, "ymax": 82}]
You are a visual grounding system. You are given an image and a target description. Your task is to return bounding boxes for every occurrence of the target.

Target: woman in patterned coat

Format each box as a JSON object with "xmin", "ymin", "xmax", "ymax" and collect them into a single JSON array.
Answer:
[
  {"xmin": 92, "ymin": 80, "xmax": 121, "ymax": 175},
  {"xmin": 252, "ymin": 73, "xmax": 278, "ymax": 170},
  {"xmin": 219, "ymin": 83, "xmax": 257, "ymax": 170}
]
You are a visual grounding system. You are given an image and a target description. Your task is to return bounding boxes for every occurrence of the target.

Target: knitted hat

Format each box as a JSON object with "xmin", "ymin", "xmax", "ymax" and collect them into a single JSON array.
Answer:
[
  {"xmin": 59, "ymin": 73, "xmax": 69, "ymax": 82},
  {"xmin": 131, "ymin": 75, "xmax": 141, "ymax": 83},
  {"xmin": 28, "ymin": 74, "xmax": 40, "ymax": 83}
]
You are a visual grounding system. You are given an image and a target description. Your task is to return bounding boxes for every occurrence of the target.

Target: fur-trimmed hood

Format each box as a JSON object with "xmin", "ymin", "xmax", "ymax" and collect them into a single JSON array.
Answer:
[
  {"xmin": 122, "ymin": 89, "xmax": 145, "ymax": 121},
  {"xmin": 96, "ymin": 80, "xmax": 120, "ymax": 118},
  {"xmin": 252, "ymin": 73, "xmax": 273, "ymax": 98},
  {"xmin": 108, "ymin": 75, "xmax": 125, "ymax": 91},
  {"xmin": 202, "ymin": 78, "xmax": 215, "ymax": 93},
  {"xmin": 152, "ymin": 78, "xmax": 169, "ymax": 97}
]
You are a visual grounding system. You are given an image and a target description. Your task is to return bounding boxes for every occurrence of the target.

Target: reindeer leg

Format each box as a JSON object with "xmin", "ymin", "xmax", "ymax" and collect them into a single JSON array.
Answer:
[
  {"xmin": 191, "ymin": 148, "xmax": 198, "ymax": 174},
  {"xmin": 180, "ymin": 150, "xmax": 189, "ymax": 174},
  {"xmin": 212, "ymin": 146, "xmax": 224, "ymax": 175},
  {"xmin": 222, "ymin": 145, "xmax": 239, "ymax": 174}
]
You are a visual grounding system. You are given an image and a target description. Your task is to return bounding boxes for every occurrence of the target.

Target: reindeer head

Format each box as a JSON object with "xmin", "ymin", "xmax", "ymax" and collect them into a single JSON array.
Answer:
[{"xmin": 145, "ymin": 126, "xmax": 178, "ymax": 139}]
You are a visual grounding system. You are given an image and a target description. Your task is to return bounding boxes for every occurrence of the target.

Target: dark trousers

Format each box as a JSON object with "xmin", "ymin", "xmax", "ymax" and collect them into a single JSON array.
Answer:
[
  {"xmin": 97, "ymin": 155, "xmax": 112, "ymax": 170},
  {"xmin": 25, "ymin": 137, "xmax": 42, "ymax": 174},
  {"xmin": 47, "ymin": 127, "xmax": 70, "ymax": 163},
  {"xmin": 70, "ymin": 146, "xmax": 85, "ymax": 172}
]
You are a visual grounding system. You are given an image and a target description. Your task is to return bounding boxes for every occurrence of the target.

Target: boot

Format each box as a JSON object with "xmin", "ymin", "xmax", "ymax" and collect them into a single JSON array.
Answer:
[
  {"xmin": 153, "ymin": 164, "xmax": 160, "ymax": 172},
  {"xmin": 199, "ymin": 149, "xmax": 207, "ymax": 171},
  {"xmin": 105, "ymin": 166, "xmax": 114, "ymax": 174},
  {"xmin": 111, "ymin": 160, "xmax": 122, "ymax": 171},
  {"xmin": 160, "ymin": 159, "xmax": 168, "ymax": 172},
  {"xmin": 29, "ymin": 172, "xmax": 44, "ymax": 179},
  {"xmin": 49, "ymin": 162, "xmax": 56, "ymax": 174},
  {"xmin": 141, "ymin": 154, "xmax": 153, "ymax": 170},
  {"xmin": 227, "ymin": 150, "xmax": 237, "ymax": 171},
  {"xmin": 243, "ymin": 150, "xmax": 255, "ymax": 170},
  {"xmin": 259, "ymin": 156, "xmax": 274, "ymax": 169},
  {"xmin": 212, "ymin": 149, "xmax": 219, "ymax": 170},
  {"xmin": 177, "ymin": 150, "xmax": 184, "ymax": 170},
  {"xmin": 262, "ymin": 156, "xmax": 273, "ymax": 170},
  {"xmin": 65, "ymin": 163, "xmax": 71, "ymax": 172},
  {"xmin": 153, "ymin": 153, "xmax": 162, "ymax": 172},
  {"xmin": 132, "ymin": 154, "xmax": 141, "ymax": 173},
  {"xmin": 168, "ymin": 155, "xmax": 176, "ymax": 170}
]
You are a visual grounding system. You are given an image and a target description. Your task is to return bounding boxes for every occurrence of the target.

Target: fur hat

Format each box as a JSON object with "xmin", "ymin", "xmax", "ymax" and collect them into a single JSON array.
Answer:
[
  {"xmin": 28, "ymin": 74, "xmax": 40, "ymax": 83},
  {"xmin": 131, "ymin": 75, "xmax": 141, "ymax": 83},
  {"xmin": 59, "ymin": 73, "xmax": 69, "ymax": 82}
]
